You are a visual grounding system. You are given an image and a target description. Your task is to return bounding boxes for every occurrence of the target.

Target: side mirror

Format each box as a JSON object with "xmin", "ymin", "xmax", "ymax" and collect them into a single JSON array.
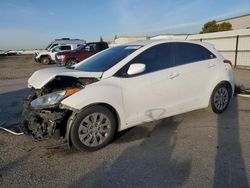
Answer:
[{"xmin": 127, "ymin": 63, "xmax": 145, "ymax": 75}]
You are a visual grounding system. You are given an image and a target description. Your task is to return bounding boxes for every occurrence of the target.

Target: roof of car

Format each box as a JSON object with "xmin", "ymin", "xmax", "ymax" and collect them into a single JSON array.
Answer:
[
  {"xmin": 125, "ymin": 40, "xmax": 160, "ymax": 46},
  {"xmin": 125, "ymin": 39, "xmax": 214, "ymax": 49}
]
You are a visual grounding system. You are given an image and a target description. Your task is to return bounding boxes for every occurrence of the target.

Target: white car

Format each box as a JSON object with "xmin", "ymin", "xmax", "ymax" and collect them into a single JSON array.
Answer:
[{"xmin": 22, "ymin": 40, "xmax": 234, "ymax": 151}]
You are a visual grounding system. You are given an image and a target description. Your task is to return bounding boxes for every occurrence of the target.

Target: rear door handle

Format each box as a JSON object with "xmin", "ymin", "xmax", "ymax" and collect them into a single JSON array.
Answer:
[{"xmin": 169, "ymin": 73, "xmax": 179, "ymax": 79}]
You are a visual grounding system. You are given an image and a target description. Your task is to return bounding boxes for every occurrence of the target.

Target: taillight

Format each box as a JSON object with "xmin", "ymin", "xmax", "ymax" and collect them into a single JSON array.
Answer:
[{"xmin": 224, "ymin": 59, "xmax": 232, "ymax": 67}]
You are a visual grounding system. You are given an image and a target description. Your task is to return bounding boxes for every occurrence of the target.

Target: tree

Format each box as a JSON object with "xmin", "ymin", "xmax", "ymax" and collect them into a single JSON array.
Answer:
[
  {"xmin": 200, "ymin": 20, "xmax": 232, "ymax": 33},
  {"xmin": 218, "ymin": 22, "xmax": 232, "ymax": 32},
  {"xmin": 201, "ymin": 20, "xmax": 218, "ymax": 33}
]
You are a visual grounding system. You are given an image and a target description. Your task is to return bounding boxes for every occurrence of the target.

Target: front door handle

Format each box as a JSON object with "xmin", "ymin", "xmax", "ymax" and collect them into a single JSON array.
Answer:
[{"xmin": 169, "ymin": 73, "xmax": 179, "ymax": 79}]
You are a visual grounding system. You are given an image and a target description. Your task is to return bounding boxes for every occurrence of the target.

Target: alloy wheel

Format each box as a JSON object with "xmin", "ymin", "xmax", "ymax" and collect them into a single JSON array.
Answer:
[{"xmin": 78, "ymin": 113, "xmax": 111, "ymax": 147}]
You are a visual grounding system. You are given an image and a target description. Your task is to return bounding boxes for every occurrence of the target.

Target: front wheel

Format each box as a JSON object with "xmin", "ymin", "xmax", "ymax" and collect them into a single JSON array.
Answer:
[
  {"xmin": 70, "ymin": 106, "xmax": 116, "ymax": 151},
  {"xmin": 210, "ymin": 83, "xmax": 232, "ymax": 114},
  {"xmin": 40, "ymin": 56, "xmax": 50, "ymax": 65},
  {"xmin": 66, "ymin": 59, "xmax": 78, "ymax": 67}
]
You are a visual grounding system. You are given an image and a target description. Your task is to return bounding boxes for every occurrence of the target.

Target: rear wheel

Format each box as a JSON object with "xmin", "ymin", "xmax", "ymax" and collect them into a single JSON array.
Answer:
[
  {"xmin": 209, "ymin": 83, "xmax": 232, "ymax": 114},
  {"xmin": 70, "ymin": 106, "xmax": 116, "ymax": 151},
  {"xmin": 41, "ymin": 56, "xmax": 50, "ymax": 65},
  {"xmin": 66, "ymin": 59, "xmax": 78, "ymax": 67}
]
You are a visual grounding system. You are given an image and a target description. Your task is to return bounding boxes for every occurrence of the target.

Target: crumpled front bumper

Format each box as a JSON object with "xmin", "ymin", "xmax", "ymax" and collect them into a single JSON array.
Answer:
[{"xmin": 21, "ymin": 95, "xmax": 68, "ymax": 140}]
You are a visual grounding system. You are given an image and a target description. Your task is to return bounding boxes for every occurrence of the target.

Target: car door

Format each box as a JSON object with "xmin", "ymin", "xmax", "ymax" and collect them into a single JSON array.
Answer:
[
  {"xmin": 171, "ymin": 42, "xmax": 218, "ymax": 111},
  {"xmin": 116, "ymin": 43, "xmax": 186, "ymax": 126}
]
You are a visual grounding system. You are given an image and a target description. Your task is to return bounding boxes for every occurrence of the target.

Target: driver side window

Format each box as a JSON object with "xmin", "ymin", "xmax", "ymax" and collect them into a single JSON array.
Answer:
[
  {"xmin": 84, "ymin": 44, "xmax": 98, "ymax": 52},
  {"xmin": 52, "ymin": 46, "xmax": 61, "ymax": 52},
  {"xmin": 115, "ymin": 43, "xmax": 174, "ymax": 77}
]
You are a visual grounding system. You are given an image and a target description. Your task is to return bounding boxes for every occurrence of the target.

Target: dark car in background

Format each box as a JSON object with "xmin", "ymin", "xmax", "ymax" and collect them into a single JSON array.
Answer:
[{"xmin": 55, "ymin": 42, "xmax": 109, "ymax": 67}]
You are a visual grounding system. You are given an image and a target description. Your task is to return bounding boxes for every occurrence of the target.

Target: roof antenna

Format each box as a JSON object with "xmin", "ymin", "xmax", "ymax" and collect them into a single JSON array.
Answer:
[{"xmin": 185, "ymin": 34, "xmax": 190, "ymax": 40}]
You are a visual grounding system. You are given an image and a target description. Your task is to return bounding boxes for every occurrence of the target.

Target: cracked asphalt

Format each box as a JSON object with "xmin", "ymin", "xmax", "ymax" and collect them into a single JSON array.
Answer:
[{"xmin": 0, "ymin": 55, "xmax": 249, "ymax": 188}]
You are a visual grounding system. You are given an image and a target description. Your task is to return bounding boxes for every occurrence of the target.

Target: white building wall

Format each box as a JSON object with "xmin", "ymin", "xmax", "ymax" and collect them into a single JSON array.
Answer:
[
  {"xmin": 217, "ymin": 15, "xmax": 250, "ymax": 30},
  {"xmin": 151, "ymin": 29, "xmax": 250, "ymax": 67}
]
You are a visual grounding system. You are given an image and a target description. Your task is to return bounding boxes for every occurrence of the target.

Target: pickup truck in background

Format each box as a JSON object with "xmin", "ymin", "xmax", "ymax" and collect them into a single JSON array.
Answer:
[
  {"xmin": 35, "ymin": 43, "xmax": 85, "ymax": 65},
  {"xmin": 55, "ymin": 42, "xmax": 109, "ymax": 67}
]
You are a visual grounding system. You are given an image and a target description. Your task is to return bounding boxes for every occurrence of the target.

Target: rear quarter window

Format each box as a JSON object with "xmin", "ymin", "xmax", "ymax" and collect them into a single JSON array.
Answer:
[{"xmin": 175, "ymin": 42, "xmax": 216, "ymax": 66}]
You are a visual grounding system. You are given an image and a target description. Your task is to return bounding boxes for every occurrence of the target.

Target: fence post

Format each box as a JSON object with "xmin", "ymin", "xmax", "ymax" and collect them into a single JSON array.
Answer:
[{"xmin": 234, "ymin": 35, "xmax": 239, "ymax": 68}]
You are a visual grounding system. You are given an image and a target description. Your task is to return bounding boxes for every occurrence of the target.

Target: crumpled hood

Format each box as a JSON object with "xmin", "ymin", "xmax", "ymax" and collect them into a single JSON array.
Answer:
[{"xmin": 28, "ymin": 67, "xmax": 103, "ymax": 89}]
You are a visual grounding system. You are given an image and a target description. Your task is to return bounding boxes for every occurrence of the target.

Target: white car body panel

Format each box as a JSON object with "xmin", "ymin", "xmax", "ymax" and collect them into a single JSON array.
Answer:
[
  {"xmin": 28, "ymin": 67, "xmax": 102, "ymax": 89},
  {"xmin": 29, "ymin": 40, "xmax": 234, "ymax": 132},
  {"xmin": 61, "ymin": 78, "xmax": 127, "ymax": 130}
]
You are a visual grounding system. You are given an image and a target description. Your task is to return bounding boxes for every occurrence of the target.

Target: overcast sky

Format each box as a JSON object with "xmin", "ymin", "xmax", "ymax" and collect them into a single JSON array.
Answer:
[{"xmin": 0, "ymin": 0, "xmax": 250, "ymax": 50}]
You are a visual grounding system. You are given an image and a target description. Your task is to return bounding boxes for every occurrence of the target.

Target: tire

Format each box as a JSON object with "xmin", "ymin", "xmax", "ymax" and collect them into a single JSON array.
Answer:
[
  {"xmin": 209, "ymin": 83, "xmax": 232, "ymax": 114},
  {"xmin": 70, "ymin": 105, "xmax": 117, "ymax": 151},
  {"xmin": 41, "ymin": 56, "xmax": 50, "ymax": 65},
  {"xmin": 66, "ymin": 59, "xmax": 78, "ymax": 67}
]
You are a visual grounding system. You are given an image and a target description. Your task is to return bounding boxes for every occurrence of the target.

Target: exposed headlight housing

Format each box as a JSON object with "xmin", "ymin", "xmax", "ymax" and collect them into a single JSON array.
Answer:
[{"xmin": 31, "ymin": 89, "xmax": 80, "ymax": 109}]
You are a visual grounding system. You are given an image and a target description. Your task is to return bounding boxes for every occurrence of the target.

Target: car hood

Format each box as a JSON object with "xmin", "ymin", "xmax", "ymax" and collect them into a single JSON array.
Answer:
[{"xmin": 28, "ymin": 67, "xmax": 103, "ymax": 89}]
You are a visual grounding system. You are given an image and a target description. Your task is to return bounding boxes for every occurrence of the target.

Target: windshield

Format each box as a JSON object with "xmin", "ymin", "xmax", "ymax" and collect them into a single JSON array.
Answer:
[
  {"xmin": 75, "ymin": 45, "xmax": 142, "ymax": 72},
  {"xmin": 45, "ymin": 43, "xmax": 53, "ymax": 50}
]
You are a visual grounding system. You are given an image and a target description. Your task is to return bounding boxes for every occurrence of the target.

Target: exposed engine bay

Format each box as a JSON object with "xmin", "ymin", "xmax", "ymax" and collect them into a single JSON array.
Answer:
[{"xmin": 21, "ymin": 75, "xmax": 98, "ymax": 140}]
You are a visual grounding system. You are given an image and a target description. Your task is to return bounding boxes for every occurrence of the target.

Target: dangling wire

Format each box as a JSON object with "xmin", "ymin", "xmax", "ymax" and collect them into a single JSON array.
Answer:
[{"xmin": 0, "ymin": 121, "xmax": 24, "ymax": 136}]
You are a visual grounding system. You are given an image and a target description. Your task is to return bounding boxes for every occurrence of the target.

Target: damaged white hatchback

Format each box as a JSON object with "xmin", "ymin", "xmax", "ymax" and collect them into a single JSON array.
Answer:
[{"xmin": 22, "ymin": 40, "xmax": 234, "ymax": 151}]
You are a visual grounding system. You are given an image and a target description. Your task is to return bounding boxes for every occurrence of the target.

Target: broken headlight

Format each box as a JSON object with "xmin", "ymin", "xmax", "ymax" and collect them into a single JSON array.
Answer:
[{"xmin": 31, "ymin": 89, "xmax": 80, "ymax": 109}]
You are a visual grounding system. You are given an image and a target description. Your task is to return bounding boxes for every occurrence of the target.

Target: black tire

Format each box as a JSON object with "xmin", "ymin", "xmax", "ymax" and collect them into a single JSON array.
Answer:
[
  {"xmin": 209, "ymin": 82, "xmax": 232, "ymax": 114},
  {"xmin": 41, "ymin": 56, "xmax": 50, "ymax": 65},
  {"xmin": 70, "ymin": 105, "xmax": 116, "ymax": 151},
  {"xmin": 66, "ymin": 59, "xmax": 78, "ymax": 67}
]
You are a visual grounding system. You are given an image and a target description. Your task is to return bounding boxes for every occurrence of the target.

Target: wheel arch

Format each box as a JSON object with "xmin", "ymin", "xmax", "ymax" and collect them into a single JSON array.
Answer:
[
  {"xmin": 66, "ymin": 58, "xmax": 79, "ymax": 66},
  {"xmin": 67, "ymin": 58, "xmax": 78, "ymax": 62},
  {"xmin": 207, "ymin": 80, "xmax": 234, "ymax": 107},
  {"xmin": 214, "ymin": 80, "xmax": 233, "ymax": 97},
  {"xmin": 40, "ymin": 54, "xmax": 51, "ymax": 60},
  {"xmin": 65, "ymin": 102, "xmax": 121, "ymax": 148}
]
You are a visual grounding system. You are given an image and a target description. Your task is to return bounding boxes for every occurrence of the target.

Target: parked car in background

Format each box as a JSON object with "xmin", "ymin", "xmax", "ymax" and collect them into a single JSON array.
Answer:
[
  {"xmin": 0, "ymin": 50, "xmax": 7, "ymax": 56},
  {"xmin": 55, "ymin": 42, "xmax": 109, "ymax": 67},
  {"xmin": 35, "ymin": 43, "xmax": 85, "ymax": 64},
  {"xmin": 45, "ymin": 38, "xmax": 86, "ymax": 51},
  {"xmin": 22, "ymin": 40, "xmax": 234, "ymax": 151},
  {"xmin": 5, "ymin": 50, "xmax": 18, "ymax": 56}
]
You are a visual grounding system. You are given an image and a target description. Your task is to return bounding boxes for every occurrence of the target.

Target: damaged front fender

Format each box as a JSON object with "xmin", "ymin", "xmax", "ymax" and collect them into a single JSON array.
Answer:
[{"xmin": 22, "ymin": 72, "xmax": 100, "ymax": 143}]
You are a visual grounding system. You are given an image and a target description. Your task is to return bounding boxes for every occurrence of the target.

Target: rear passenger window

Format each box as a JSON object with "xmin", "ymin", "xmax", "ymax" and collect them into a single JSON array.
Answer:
[
  {"xmin": 175, "ymin": 42, "xmax": 216, "ymax": 66},
  {"xmin": 60, "ymin": 45, "xmax": 71, "ymax": 50}
]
